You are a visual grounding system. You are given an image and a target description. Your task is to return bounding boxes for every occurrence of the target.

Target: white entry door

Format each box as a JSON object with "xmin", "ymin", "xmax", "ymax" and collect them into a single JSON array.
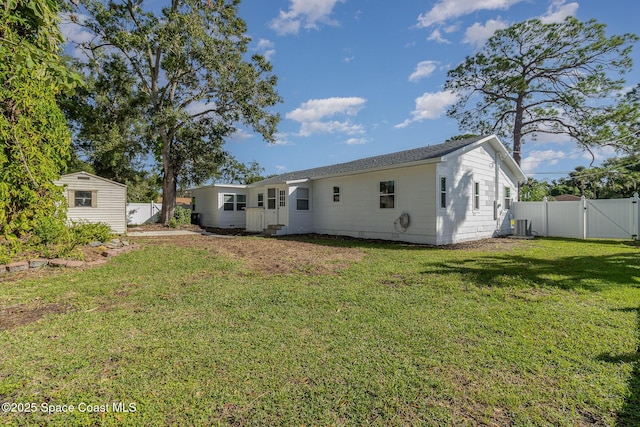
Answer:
[{"xmin": 265, "ymin": 187, "xmax": 288, "ymax": 227}]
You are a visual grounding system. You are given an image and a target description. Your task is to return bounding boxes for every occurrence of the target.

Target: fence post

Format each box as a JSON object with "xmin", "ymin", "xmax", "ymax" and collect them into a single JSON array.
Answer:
[
  {"xmin": 581, "ymin": 196, "xmax": 587, "ymax": 240},
  {"xmin": 633, "ymin": 193, "xmax": 639, "ymax": 240},
  {"xmin": 543, "ymin": 196, "xmax": 549, "ymax": 237}
]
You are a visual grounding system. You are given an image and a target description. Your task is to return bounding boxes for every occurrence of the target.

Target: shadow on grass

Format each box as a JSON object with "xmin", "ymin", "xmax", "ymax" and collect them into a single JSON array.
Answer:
[
  {"xmin": 279, "ymin": 235, "xmax": 640, "ymax": 291},
  {"xmin": 421, "ymin": 250, "xmax": 640, "ymax": 292},
  {"xmin": 598, "ymin": 307, "xmax": 640, "ymax": 427}
]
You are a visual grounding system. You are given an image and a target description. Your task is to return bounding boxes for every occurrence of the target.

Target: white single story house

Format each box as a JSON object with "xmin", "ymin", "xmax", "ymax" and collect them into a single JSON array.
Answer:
[
  {"xmin": 190, "ymin": 184, "xmax": 248, "ymax": 229},
  {"xmin": 191, "ymin": 135, "xmax": 527, "ymax": 245},
  {"xmin": 54, "ymin": 171, "xmax": 127, "ymax": 234}
]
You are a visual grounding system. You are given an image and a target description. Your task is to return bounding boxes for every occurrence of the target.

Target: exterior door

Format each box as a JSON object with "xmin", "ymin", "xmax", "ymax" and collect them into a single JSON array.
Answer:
[{"xmin": 265, "ymin": 187, "xmax": 288, "ymax": 227}]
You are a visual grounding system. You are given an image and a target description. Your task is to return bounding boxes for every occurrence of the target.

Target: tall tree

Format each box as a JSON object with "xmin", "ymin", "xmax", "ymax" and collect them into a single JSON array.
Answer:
[
  {"xmin": 445, "ymin": 17, "xmax": 637, "ymax": 166},
  {"xmin": 73, "ymin": 0, "xmax": 281, "ymax": 224},
  {"xmin": 61, "ymin": 55, "xmax": 161, "ymax": 202},
  {"xmin": 0, "ymin": 0, "xmax": 80, "ymax": 237}
]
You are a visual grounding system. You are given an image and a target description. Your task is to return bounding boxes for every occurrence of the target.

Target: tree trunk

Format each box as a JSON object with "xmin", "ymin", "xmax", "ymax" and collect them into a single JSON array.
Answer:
[
  {"xmin": 512, "ymin": 96, "xmax": 524, "ymax": 167},
  {"xmin": 159, "ymin": 135, "xmax": 177, "ymax": 226}
]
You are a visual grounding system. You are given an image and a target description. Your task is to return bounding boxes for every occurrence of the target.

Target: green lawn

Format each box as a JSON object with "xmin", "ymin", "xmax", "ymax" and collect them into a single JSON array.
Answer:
[{"xmin": 1, "ymin": 237, "xmax": 639, "ymax": 426}]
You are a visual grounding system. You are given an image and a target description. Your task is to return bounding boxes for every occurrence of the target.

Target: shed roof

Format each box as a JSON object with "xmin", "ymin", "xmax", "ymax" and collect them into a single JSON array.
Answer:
[
  {"xmin": 251, "ymin": 135, "xmax": 524, "ymax": 186},
  {"xmin": 56, "ymin": 171, "xmax": 127, "ymax": 188}
]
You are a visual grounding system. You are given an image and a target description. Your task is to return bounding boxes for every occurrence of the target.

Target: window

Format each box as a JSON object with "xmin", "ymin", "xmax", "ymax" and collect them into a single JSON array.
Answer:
[
  {"xmin": 379, "ymin": 180, "xmax": 395, "ymax": 209},
  {"xmin": 223, "ymin": 194, "xmax": 235, "ymax": 211},
  {"xmin": 439, "ymin": 177, "xmax": 446, "ymax": 209},
  {"xmin": 191, "ymin": 197, "xmax": 196, "ymax": 211},
  {"xmin": 333, "ymin": 186, "xmax": 341, "ymax": 203},
  {"xmin": 473, "ymin": 181, "xmax": 480, "ymax": 210},
  {"xmin": 297, "ymin": 188, "xmax": 309, "ymax": 210},
  {"xmin": 237, "ymin": 194, "xmax": 246, "ymax": 211},
  {"xmin": 257, "ymin": 193, "xmax": 264, "ymax": 207},
  {"xmin": 267, "ymin": 188, "xmax": 276, "ymax": 209},
  {"xmin": 74, "ymin": 190, "xmax": 94, "ymax": 207},
  {"xmin": 279, "ymin": 189, "xmax": 286, "ymax": 207},
  {"xmin": 504, "ymin": 187, "xmax": 511, "ymax": 209}
]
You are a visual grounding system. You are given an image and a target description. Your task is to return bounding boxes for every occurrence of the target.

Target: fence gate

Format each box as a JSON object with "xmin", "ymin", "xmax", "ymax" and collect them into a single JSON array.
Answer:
[
  {"xmin": 512, "ymin": 194, "xmax": 639, "ymax": 240},
  {"xmin": 127, "ymin": 202, "xmax": 161, "ymax": 225},
  {"xmin": 586, "ymin": 198, "xmax": 638, "ymax": 239}
]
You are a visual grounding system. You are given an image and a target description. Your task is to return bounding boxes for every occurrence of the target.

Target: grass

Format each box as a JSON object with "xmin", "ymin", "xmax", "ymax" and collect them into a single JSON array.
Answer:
[{"xmin": 0, "ymin": 237, "xmax": 639, "ymax": 426}]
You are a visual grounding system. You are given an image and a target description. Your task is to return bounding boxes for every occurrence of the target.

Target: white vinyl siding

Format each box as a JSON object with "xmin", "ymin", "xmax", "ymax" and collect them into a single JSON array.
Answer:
[
  {"xmin": 190, "ymin": 185, "xmax": 248, "ymax": 229},
  {"xmin": 55, "ymin": 172, "xmax": 127, "ymax": 234}
]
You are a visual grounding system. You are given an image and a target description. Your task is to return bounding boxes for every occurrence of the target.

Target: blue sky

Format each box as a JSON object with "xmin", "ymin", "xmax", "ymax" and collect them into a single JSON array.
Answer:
[
  {"xmin": 62, "ymin": 0, "xmax": 640, "ymax": 183},
  {"xmin": 230, "ymin": 0, "xmax": 640, "ymax": 183}
]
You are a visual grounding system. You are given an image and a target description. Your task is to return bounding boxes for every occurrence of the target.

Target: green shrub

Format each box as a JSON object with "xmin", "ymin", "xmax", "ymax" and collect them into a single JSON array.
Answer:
[
  {"xmin": 173, "ymin": 206, "xmax": 191, "ymax": 226},
  {"xmin": 169, "ymin": 217, "xmax": 178, "ymax": 228},
  {"xmin": 70, "ymin": 222, "xmax": 113, "ymax": 244},
  {"xmin": 0, "ymin": 238, "xmax": 23, "ymax": 264},
  {"xmin": 33, "ymin": 216, "xmax": 66, "ymax": 245}
]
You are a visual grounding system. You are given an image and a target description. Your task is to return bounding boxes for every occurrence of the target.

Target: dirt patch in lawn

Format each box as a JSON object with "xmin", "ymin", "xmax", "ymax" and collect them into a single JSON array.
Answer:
[
  {"xmin": 130, "ymin": 234, "xmax": 365, "ymax": 275},
  {"xmin": 0, "ymin": 302, "xmax": 72, "ymax": 331}
]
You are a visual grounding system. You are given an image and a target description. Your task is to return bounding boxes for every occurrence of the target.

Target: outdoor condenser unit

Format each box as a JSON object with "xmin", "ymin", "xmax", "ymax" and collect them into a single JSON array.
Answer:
[{"xmin": 514, "ymin": 219, "xmax": 531, "ymax": 237}]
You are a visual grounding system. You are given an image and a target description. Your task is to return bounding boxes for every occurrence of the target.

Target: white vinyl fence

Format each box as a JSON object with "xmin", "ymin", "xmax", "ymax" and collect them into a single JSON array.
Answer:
[
  {"xmin": 512, "ymin": 194, "xmax": 639, "ymax": 240},
  {"xmin": 126, "ymin": 202, "xmax": 161, "ymax": 225}
]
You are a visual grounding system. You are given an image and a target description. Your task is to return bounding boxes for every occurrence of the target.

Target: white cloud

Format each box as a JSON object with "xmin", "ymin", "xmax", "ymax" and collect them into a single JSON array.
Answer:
[
  {"xmin": 540, "ymin": 0, "xmax": 579, "ymax": 24},
  {"xmin": 60, "ymin": 13, "xmax": 94, "ymax": 59},
  {"xmin": 299, "ymin": 121, "xmax": 364, "ymax": 137},
  {"xmin": 269, "ymin": 0, "xmax": 345, "ymax": 35},
  {"xmin": 463, "ymin": 18, "xmax": 509, "ymax": 48},
  {"xmin": 229, "ymin": 129, "xmax": 253, "ymax": 142},
  {"xmin": 521, "ymin": 149, "xmax": 566, "ymax": 174},
  {"xmin": 417, "ymin": 0, "xmax": 523, "ymax": 28},
  {"xmin": 409, "ymin": 60, "xmax": 439, "ymax": 82},
  {"xmin": 345, "ymin": 137, "xmax": 367, "ymax": 145},
  {"xmin": 287, "ymin": 97, "xmax": 365, "ymax": 122},
  {"xmin": 272, "ymin": 132, "xmax": 293, "ymax": 146},
  {"xmin": 256, "ymin": 39, "xmax": 276, "ymax": 61},
  {"xmin": 286, "ymin": 97, "xmax": 367, "ymax": 137},
  {"xmin": 395, "ymin": 90, "xmax": 458, "ymax": 128},
  {"xmin": 427, "ymin": 29, "xmax": 450, "ymax": 44}
]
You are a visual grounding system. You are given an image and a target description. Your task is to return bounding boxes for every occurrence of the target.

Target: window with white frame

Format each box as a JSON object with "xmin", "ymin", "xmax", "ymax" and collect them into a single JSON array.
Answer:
[
  {"xmin": 223, "ymin": 194, "xmax": 235, "ymax": 211},
  {"xmin": 257, "ymin": 193, "xmax": 264, "ymax": 207},
  {"xmin": 333, "ymin": 186, "xmax": 341, "ymax": 203},
  {"xmin": 237, "ymin": 194, "xmax": 246, "ymax": 210},
  {"xmin": 439, "ymin": 177, "xmax": 446, "ymax": 209},
  {"xmin": 504, "ymin": 187, "xmax": 511, "ymax": 209},
  {"xmin": 297, "ymin": 188, "xmax": 309, "ymax": 210},
  {"xmin": 379, "ymin": 180, "xmax": 395, "ymax": 209},
  {"xmin": 473, "ymin": 181, "xmax": 480, "ymax": 210},
  {"xmin": 74, "ymin": 190, "xmax": 95, "ymax": 207},
  {"xmin": 267, "ymin": 188, "xmax": 276, "ymax": 209}
]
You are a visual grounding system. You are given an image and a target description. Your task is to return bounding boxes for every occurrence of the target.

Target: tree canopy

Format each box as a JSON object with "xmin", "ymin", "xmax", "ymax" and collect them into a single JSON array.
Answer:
[
  {"xmin": 71, "ymin": 0, "xmax": 281, "ymax": 224},
  {"xmin": 0, "ymin": 0, "xmax": 80, "ymax": 237},
  {"xmin": 445, "ymin": 17, "xmax": 638, "ymax": 166}
]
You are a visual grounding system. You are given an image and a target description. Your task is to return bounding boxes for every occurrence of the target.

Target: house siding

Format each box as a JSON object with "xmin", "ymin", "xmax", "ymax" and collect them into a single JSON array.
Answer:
[
  {"xmin": 55, "ymin": 173, "xmax": 127, "ymax": 234},
  {"xmin": 188, "ymin": 135, "xmax": 525, "ymax": 245},
  {"xmin": 288, "ymin": 184, "xmax": 314, "ymax": 234},
  {"xmin": 311, "ymin": 164, "xmax": 438, "ymax": 244},
  {"xmin": 436, "ymin": 144, "xmax": 519, "ymax": 244},
  {"xmin": 191, "ymin": 185, "xmax": 247, "ymax": 228}
]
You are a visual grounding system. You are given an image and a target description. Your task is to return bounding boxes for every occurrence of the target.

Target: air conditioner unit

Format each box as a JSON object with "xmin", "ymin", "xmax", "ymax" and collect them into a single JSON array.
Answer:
[{"xmin": 514, "ymin": 219, "xmax": 530, "ymax": 237}]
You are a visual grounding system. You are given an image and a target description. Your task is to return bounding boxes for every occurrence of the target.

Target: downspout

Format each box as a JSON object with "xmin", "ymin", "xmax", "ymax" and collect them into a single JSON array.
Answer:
[{"xmin": 494, "ymin": 152, "xmax": 500, "ymax": 223}]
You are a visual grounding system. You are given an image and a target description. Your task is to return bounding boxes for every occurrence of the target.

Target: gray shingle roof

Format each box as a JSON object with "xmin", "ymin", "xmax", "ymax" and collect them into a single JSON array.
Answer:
[{"xmin": 253, "ymin": 135, "xmax": 487, "ymax": 186}]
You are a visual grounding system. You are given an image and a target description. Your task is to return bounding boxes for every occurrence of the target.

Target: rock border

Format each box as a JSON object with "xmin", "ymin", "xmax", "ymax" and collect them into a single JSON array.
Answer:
[{"xmin": 0, "ymin": 242, "xmax": 137, "ymax": 276}]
